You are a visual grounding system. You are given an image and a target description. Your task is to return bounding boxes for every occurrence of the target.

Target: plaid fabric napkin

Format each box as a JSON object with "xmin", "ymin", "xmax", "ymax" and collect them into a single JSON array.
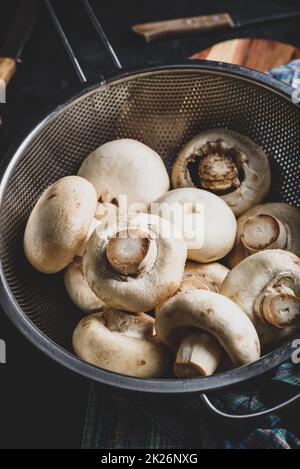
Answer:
[
  {"xmin": 82, "ymin": 362, "xmax": 300, "ymax": 449},
  {"xmin": 82, "ymin": 61, "xmax": 300, "ymax": 450},
  {"xmin": 269, "ymin": 59, "xmax": 300, "ymax": 89}
]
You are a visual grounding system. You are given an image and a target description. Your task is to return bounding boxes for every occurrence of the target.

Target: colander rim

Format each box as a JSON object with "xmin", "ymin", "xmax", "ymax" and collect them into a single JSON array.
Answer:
[{"xmin": 0, "ymin": 60, "xmax": 299, "ymax": 393}]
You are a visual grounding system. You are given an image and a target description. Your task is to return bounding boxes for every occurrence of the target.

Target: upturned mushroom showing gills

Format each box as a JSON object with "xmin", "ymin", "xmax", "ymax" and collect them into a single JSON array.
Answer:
[
  {"xmin": 221, "ymin": 250, "xmax": 300, "ymax": 347},
  {"xmin": 155, "ymin": 188, "xmax": 237, "ymax": 263},
  {"xmin": 24, "ymin": 176, "xmax": 97, "ymax": 274},
  {"xmin": 73, "ymin": 309, "xmax": 171, "ymax": 378},
  {"xmin": 171, "ymin": 129, "xmax": 271, "ymax": 217},
  {"xmin": 64, "ymin": 258, "xmax": 106, "ymax": 313},
  {"xmin": 227, "ymin": 203, "xmax": 300, "ymax": 268},
  {"xmin": 83, "ymin": 213, "xmax": 187, "ymax": 313},
  {"xmin": 156, "ymin": 290, "xmax": 261, "ymax": 378},
  {"xmin": 78, "ymin": 138, "xmax": 170, "ymax": 206},
  {"xmin": 160, "ymin": 261, "xmax": 230, "ymax": 378}
]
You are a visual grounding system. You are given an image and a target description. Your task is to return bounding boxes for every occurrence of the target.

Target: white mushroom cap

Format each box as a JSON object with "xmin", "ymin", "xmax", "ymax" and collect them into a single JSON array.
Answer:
[
  {"xmin": 227, "ymin": 203, "xmax": 300, "ymax": 268},
  {"xmin": 156, "ymin": 289, "xmax": 261, "ymax": 367},
  {"xmin": 24, "ymin": 176, "xmax": 97, "ymax": 274},
  {"xmin": 73, "ymin": 309, "xmax": 171, "ymax": 378},
  {"xmin": 155, "ymin": 188, "xmax": 237, "ymax": 263},
  {"xmin": 78, "ymin": 139, "xmax": 170, "ymax": 205},
  {"xmin": 171, "ymin": 129, "xmax": 271, "ymax": 217},
  {"xmin": 221, "ymin": 250, "xmax": 300, "ymax": 346},
  {"xmin": 64, "ymin": 258, "xmax": 106, "ymax": 313},
  {"xmin": 83, "ymin": 213, "xmax": 187, "ymax": 313}
]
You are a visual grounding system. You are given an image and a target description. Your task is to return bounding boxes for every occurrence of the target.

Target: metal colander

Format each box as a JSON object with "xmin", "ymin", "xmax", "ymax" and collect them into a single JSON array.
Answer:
[{"xmin": 0, "ymin": 63, "xmax": 299, "ymax": 395}]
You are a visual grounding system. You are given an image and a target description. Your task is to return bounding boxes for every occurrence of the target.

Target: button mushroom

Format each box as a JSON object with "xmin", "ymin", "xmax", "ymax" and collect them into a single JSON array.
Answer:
[
  {"xmin": 155, "ymin": 188, "xmax": 237, "ymax": 263},
  {"xmin": 221, "ymin": 249, "xmax": 300, "ymax": 346},
  {"xmin": 156, "ymin": 289, "xmax": 261, "ymax": 378},
  {"xmin": 78, "ymin": 138, "xmax": 170, "ymax": 206},
  {"xmin": 83, "ymin": 213, "xmax": 187, "ymax": 313},
  {"xmin": 227, "ymin": 203, "xmax": 300, "ymax": 268},
  {"xmin": 171, "ymin": 129, "xmax": 271, "ymax": 217},
  {"xmin": 64, "ymin": 258, "xmax": 106, "ymax": 313},
  {"xmin": 73, "ymin": 309, "xmax": 171, "ymax": 378},
  {"xmin": 157, "ymin": 261, "xmax": 230, "ymax": 378},
  {"xmin": 24, "ymin": 176, "xmax": 97, "ymax": 274}
]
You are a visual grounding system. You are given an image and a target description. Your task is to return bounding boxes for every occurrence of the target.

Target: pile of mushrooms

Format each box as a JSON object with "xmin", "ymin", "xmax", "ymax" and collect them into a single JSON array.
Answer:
[{"xmin": 24, "ymin": 133, "xmax": 300, "ymax": 379}]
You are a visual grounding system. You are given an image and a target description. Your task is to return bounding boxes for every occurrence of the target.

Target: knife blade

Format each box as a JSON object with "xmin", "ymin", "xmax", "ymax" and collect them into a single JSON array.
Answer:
[
  {"xmin": 132, "ymin": 11, "xmax": 300, "ymax": 42},
  {"xmin": 0, "ymin": 0, "xmax": 38, "ymax": 87}
]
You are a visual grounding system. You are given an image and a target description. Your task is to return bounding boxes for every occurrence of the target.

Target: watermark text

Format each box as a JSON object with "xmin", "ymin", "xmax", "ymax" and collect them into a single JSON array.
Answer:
[
  {"xmin": 292, "ymin": 339, "xmax": 300, "ymax": 364},
  {"xmin": 0, "ymin": 339, "xmax": 6, "ymax": 364},
  {"xmin": 0, "ymin": 79, "xmax": 6, "ymax": 103}
]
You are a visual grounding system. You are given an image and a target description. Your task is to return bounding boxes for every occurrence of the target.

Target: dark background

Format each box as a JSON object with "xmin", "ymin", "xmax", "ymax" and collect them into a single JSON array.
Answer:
[{"xmin": 0, "ymin": 0, "xmax": 300, "ymax": 449}]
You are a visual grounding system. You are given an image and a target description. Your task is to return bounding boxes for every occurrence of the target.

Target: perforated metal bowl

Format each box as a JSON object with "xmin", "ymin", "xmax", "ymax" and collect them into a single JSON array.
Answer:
[{"xmin": 0, "ymin": 62, "xmax": 299, "ymax": 395}]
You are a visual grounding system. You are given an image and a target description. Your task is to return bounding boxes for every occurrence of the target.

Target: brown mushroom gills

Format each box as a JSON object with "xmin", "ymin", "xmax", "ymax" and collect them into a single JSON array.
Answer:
[
  {"xmin": 187, "ymin": 141, "xmax": 246, "ymax": 194},
  {"xmin": 241, "ymin": 214, "xmax": 289, "ymax": 255},
  {"xmin": 106, "ymin": 228, "xmax": 157, "ymax": 276}
]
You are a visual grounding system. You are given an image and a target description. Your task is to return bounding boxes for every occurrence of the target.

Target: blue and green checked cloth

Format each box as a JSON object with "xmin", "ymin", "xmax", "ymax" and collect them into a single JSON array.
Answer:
[
  {"xmin": 269, "ymin": 59, "xmax": 300, "ymax": 88},
  {"xmin": 82, "ymin": 61, "xmax": 300, "ymax": 450}
]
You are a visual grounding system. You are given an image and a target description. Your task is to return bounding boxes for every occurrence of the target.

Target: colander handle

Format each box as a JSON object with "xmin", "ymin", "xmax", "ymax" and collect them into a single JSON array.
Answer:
[
  {"xmin": 44, "ymin": 0, "xmax": 122, "ymax": 83},
  {"xmin": 200, "ymin": 390, "xmax": 300, "ymax": 421}
]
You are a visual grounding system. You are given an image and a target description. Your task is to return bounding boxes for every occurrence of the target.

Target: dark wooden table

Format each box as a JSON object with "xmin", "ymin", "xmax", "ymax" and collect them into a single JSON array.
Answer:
[{"xmin": 1, "ymin": 0, "xmax": 300, "ymax": 449}]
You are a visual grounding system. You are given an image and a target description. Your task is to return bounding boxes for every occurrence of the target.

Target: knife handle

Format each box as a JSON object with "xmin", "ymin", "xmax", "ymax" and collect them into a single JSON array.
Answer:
[
  {"xmin": 132, "ymin": 14, "xmax": 235, "ymax": 42},
  {"xmin": 0, "ymin": 57, "xmax": 17, "ymax": 86}
]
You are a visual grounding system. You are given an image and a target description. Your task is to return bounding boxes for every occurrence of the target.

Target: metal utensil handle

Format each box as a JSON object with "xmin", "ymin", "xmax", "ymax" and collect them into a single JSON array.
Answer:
[
  {"xmin": 201, "ymin": 390, "xmax": 300, "ymax": 421},
  {"xmin": 44, "ymin": 0, "xmax": 122, "ymax": 83},
  {"xmin": 81, "ymin": 0, "xmax": 122, "ymax": 70},
  {"xmin": 44, "ymin": 0, "xmax": 87, "ymax": 82}
]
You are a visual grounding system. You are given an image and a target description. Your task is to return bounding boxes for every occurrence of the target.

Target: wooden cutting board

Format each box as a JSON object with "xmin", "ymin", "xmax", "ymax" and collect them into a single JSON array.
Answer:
[{"xmin": 191, "ymin": 38, "xmax": 300, "ymax": 72}]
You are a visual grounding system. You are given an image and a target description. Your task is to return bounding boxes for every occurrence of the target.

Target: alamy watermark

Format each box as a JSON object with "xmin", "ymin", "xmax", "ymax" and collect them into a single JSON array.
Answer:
[
  {"xmin": 0, "ymin": 79, "xmax": 6, "ymax": 103},
  {"xmin": 0, "ymin": 339, "xmax": 6, "ymax": 364},
  {"xmin": 291, "ymin": 77, "xmax": 300, "ymax": 104},
  {"xmin": 292, "ymin": 339, "xmax": 300, "ymax": 364},
  {"xmin": 95, "ymin": 195, "xmax": 205, "ymax": 249}
]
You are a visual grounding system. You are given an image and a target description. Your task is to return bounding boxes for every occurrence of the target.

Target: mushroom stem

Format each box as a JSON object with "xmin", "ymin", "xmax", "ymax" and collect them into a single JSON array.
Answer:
[
  {"xmin": 102, "ymin": 309, "xmax": 155, "ymax": 338},
  {"xmin": 198, "ymin": 152, "xmax": 241, "ymax": 192},
  {"xmin": 171, "ymin": 274, "xmax": 222, "ymax": 378},
  {"xmin": 260, "ymin": 286, "xmax": 300, "ymax": 328},
  {"xmin": 174, "ymin": 329, "xmax": 223, "ymax": 378},
  {"xmin": 106, "ymin": 228, "xmax": 157, "ymax": 276},
  {"xmin": 241, "ymin": 214, "xmax": 289, "ymax": 255}
]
